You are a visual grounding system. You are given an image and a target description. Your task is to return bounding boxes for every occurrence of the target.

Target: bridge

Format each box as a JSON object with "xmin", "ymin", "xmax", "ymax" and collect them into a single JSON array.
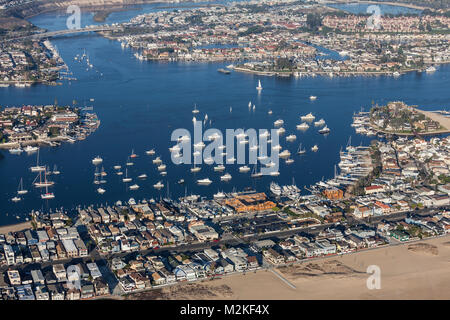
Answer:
[{"xmin": 6, "ymin": 25, "xmax": 121, "ymax": 41}]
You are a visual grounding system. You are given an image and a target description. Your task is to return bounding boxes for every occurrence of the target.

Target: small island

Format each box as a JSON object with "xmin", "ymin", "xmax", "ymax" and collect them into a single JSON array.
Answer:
[
  {"xmin": 0, "ymin": 103, "xmax": 100, "ymax": 151},
  {"xmin": 352, "ymin": 101, "xmax": 449, "ymax": 136}
]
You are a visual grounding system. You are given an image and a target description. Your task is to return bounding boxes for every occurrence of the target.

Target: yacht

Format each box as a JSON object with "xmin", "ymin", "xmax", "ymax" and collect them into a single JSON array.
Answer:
[
  {"xmin": 314, "ymin": 119, "xmax": 325, "ymax": 127},
  {"xmin": 268, "ymin": 110, "xmax": 273, "ymax": 115},
  {"xmin": 309, "ymin": 96, "xmax": 317, "ymax": 100},
  {"xmin": 426, "ymin": 66, "xmax": 436, "ymax": 73},
  {"xmin": 256, "ymin": 80, "xmax": 262, "ymax": 91},
  {"xmin": 153, "ymin": 157, "xmax": 162, "ymax": 165},
  {"xmin": 158, "ymin": 164, "xmax": 166, "ymax": 171},
  {"xmin": 296, "ymin": 122, "xmax": 309, "ymax": 130},
  {"xmin": 24, "ymin": 145, "xmax": 39, "ymax": 153},
  {"xmin": 192, "ymin": 116, "xmax": 197, "ymax": 123},
  {"xmin": 279, "ymin": 150, "xmax": 291, "ymax": 158},
  {"xmin": 249, "ymin": 145, "xmax": 259, "ymax": 151},
  {"xmin": 204, "ymin": 157, "xmax": 214, "ymax": 165},
  {"xmin": 92, "ymin": 156, "xmax": 103, "ymax": 165},
  {"xmin": 259, "ymin": 130, "xmax": 270, "ymax": 138},
  {"xmin": 114, "ymin": 165, "xmax": 122, "ymax": 170},
  {"xmin": 169, "ymin": 145, "xmax": 181, "ymax": 153},
  {"xmin": 277, "ymin": 127, "xmax": 285, "ymax": 135},
  {"xmin": 97, "ymin": 188, "xmax": 106, "ymax": 194},
  {"xmin": 33, "ymin": 170, "xmax": 54, "ymax": 188},
  {"xmin": 197, "ymin": 178, "xmax": 212, "ymax": 185},
  {"xmin": 138, "ymin": 174, "xmax": 147, "ymax": 179},
  {"xmin": 274, "ymin": 119, "xmax": 284, "ymax": 127},
  {"xmin": 269, "ymin": 171, "xmax": 280, "ymax": 176},
  {"xmin": 286, "ymin": 134, "xmax": 296, "ymax": 142},
  {"xmin": 239, "ymin": 139, "xmax": 249, "ymax": 145},
  {"xmin": 146, "ymin": 149, "xmax": 156, "ymax": 155},
  {"xmin": 311, "ymin": 145, "xmax": 319, "ymax": 152},
  {"xmin": 239, "ymin": 166, "xmax": 250, "ymax": 173},
  {"xmin": 9, "ymin": 147, "xmax": 23, "ymax": 154},
  {"xmin": 235, "ymin": 132, "xmax": 247, "ymax": 139},
  {"xmin": 270, "ymin": 182, "xmax": 282, "ymax": 196},
  {"xmin": 206, "ymin": 132, "xmax": 221, "ymax": 141},
  {"xmin": 129, "ymin": 184, "xmax": 140, "ymax": 190},
  {"xmin": 191, "ymin": 165, "xmax": 201, "ymax": 173},
  {"xmin": 220, "ymin": 173, "xmax": 232, "ymax": 181},
  {"xmin": 193, "ymin": 150, "xmax": 201, "ymax": 157},
  {"xmin": 17, "ymin": 178, "xmax": 28, "ymax": 195},
  {"xmin": 41, "ymin": 192, "xmax": 55, "ymax": 200},
  {"xmin": 272, "ymin": 144, "xmax": 282, "ymax": 151},
  {"xmin": 153, "ymin": 181, "xmax": 164, "ymax": 189},
  {"xmin": 214, "ymin": 191, "xmax": 226, "ymax": 199},
  {"xmin": 265, "ymin": 161, "xmax": 276, "ymax": 168},
  {"xmin": 257, "ymin": 155, "xmax": 268, "ymax": 161},
  {"xmin": 214, "ymin": 165, "xmax": 225, "ymax": 172},
  {"xmin": 300, "ymin": 113, "xmax": 315, "ymax": 121},
  {"xmin": 160, "ymin": 171, "xmax": 167, "ymax": 176},
  {"xmin": 116, "ymin": 171, "xmax": 123, "ymax": 176},
  {"xmin": 12, "ymin": 196, "xmax": 21, "ymax": 202},
  {"xmin": 178, "ymin": 179, "xmax": 185, "ymax": 184},
  {"xmin": 319, "ymin": 125, "xmax": 330, "ymax": 134}
]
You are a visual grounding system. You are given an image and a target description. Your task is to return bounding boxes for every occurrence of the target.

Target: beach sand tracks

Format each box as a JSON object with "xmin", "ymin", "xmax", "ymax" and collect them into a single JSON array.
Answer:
[
  {"xmin": 407, "ymin": 243, "xmax": 439, "ymax": 256},
  {"xmin": 126, "ymin": 283, "xmax": 234, "ymax": 300},
  {"xmin": 277, "ymin": 259, "xmax": 365, "ymax": 280}
]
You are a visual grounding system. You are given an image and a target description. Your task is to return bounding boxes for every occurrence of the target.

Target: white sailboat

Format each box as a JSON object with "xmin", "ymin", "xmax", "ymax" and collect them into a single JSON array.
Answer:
[
  {"xmin": 52, "ymin": 164, "xmax": 60, "ymax": 175},
  {"xmin": 17, "ymin": 178, "xmax": 28, "ymax": 195},
  {"xmin": 122, "ymin": 168, "xmax": 132, "ymax": 183},
  {"xmin": 30, "ymin": 149, "xmax": 45, "ymax": 172},
  {"xmin": 297, "ymin": 143, "xmax": 306, "ymax": 155},
  {"xmin": 256, "ymin": 80, "xmax": 262, "ymax": 91}
]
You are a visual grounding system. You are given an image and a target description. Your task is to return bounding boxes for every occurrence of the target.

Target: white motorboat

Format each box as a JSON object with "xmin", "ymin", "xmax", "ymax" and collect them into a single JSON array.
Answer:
[
  {"xmin": 146, "ymin": 149, "xmax": 156, "ymax": 155},
  {"xmin": 12, "ymin": 196, "xmax": 21, "ymax": 202},
  {"xmin": 191, "ymin": 165, "xmax": 201, "ymax": 173},
  {"xmin": 114, "ymin": 165, "xmax": 122, "ymax": 170},
  {"xmin": 138, "ymin": 174, "xmax": 147, "ymax": 179},
  {"xmin": 153, "ymin": 157, "xmax": 162, "ymax": 164},
  {"xmin": 319, "ymin": 125, "xmax": 330, "ymax": 134},
  {"xmin": 97, "ymin": 188, "xmax": 106, "ymax": 194},
  {"xmin": 197, "ymin": 178, "xmax": 212, "ymax": 185},
  {"xmin": 311, "ymin": 145, "xmax": 319, "ymax": 152},
  {"xmin": 154, "ymin": 181, "xmax": 164, "ymax": 189},
  {"xmin": 285, "ymin": 158, "xmax": 294, "ymax": 164},
  {"xmin": 24, "ymin": 145, "xmax": 39, "ymax": 153},
  {"xmin": 296, "ymin": 122, "xmax": 309, "ymax": 130},
  {"xmin": 279, "ymin": 150, "xmax": 291, "ymax": 158},
  {"xmin": 129, "ymin": 184, "xmax": 140, "ymax": 190},
  {"xmin": 220, "ymin": 173, "xmax": 232, "ymax": 181},
  {"xmin": 286, "ymin": 134, "xmax": 296, "ymax": 142},
  {"xmin": 214, "ymin": 165, "xmax": 225, "ymax": 172},
  {"xmin": 276, "ymin": 127, "xmax": 285, "ymax": 135},
  {"xmin": 158, "ymin": 164, "xmax": 167, "ymax": 171},
  {"xmin": 309, "ymin": 95, "xmax": 317, "ymax": 100},
  {"xmin": 9, "ymin": 147, "xmax": 23, "ymax": 154},
  {"xmin": 314, "ymin": 119, "xmax": 325, "ymax": 126},
  {"xmin": 41, "ymin": 192, "xmax": 55, "ymax": 200},
  {"xmin": 239, "ymin": 166, "xmax": 250, "ymax": 173},
  {"xmin": 92, "ymin": 156, "xmax": 103, "ymax": 165},
  {"xmin": 204, "ymin": 157, "xmax": 214, "ymax": 165},
  {"xmin": 274, "ymin": 119, "xmax": 284, "ymax": 127},
  {"xmin": 300, "ymin": 113, "xmax": 315, "ymax": 121},
  {"xmin": 270, "ymin": 182, "xmax": 282, "ymax": 196}
]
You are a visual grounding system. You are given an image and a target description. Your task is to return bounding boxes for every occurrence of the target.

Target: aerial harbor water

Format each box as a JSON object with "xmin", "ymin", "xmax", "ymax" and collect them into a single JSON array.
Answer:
[{"xmin": 0, "ymin": 2, "xmax": 449, "ymax": 226}]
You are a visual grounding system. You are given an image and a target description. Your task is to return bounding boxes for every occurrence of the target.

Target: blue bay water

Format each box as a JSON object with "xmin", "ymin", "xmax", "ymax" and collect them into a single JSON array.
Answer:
[{"xmin": 0, "ymin": 5, "xmax": 449, "ymax": 225}]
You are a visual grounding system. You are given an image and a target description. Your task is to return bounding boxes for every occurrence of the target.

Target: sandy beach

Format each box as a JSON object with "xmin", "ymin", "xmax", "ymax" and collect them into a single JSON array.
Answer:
[
  {"xmin": 127, "ymin": 235, "xmax": 450, "ymax": 300},
  {"xmin": 0, "ymin": 221, "xmax": 32, "ymax": 235}
]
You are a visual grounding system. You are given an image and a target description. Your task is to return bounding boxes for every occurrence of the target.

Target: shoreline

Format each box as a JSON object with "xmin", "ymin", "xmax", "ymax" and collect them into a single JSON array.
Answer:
[
  {"xmin": 324, "ymin": 0, "xmax": 427, "ymax": 11},
  {"xmin": 0, "ymin": 221, "xmax": 32, "ymax": 234},
  {"xmin": 124, "ymin": 233, "xmax": 450, "ymax": 299}
]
